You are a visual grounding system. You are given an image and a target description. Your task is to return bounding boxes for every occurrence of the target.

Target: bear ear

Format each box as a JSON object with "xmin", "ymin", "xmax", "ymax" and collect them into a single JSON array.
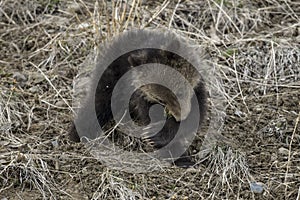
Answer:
[
  {"xmin": 127, "ymin": 50, "xmax": 148, "ymax": 67},
  {"xmin": 127, "ymin": 54, "xmax": 137, "ymax": 67}
]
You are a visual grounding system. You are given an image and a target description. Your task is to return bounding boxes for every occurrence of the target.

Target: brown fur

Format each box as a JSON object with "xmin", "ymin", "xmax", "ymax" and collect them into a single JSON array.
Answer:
[{"xmin": 69, "ymin": 30, "xmax": 207, "ymax": 167}]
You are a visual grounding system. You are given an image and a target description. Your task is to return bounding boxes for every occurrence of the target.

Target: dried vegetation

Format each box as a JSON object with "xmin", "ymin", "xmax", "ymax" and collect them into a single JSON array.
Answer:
[{"xmin": 0, "ymin": 0, "xmax": 299, "ymax": 199}]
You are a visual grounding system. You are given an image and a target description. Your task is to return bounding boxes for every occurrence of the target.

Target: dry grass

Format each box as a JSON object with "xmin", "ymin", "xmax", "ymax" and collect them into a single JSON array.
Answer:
[{"xmin": 0, "ymin": 0, "xmax": 299, "ymax": 199}]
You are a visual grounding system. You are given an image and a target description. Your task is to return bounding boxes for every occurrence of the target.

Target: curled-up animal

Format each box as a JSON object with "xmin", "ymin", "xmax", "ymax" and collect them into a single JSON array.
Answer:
[{"xmin": 69, "ymin": 29, "xmax": 209, "ymax": 170}]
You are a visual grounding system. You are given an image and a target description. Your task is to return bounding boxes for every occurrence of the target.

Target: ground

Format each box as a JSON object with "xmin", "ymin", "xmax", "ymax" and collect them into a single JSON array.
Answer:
[{"xmin": 0, "ymin": 0, "xmax": 299, "ymax": 199}]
